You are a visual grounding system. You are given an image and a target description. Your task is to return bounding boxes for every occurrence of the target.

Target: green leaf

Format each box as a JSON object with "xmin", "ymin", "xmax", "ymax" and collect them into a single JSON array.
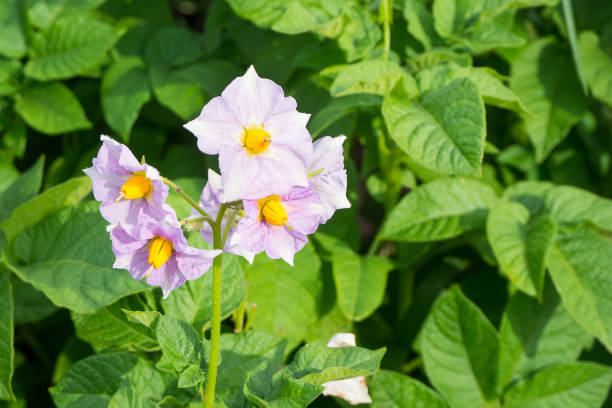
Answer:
[
  {"xmin": 226, "ymin": 0, "xmax": 344, "ymax": 35},
  {"xmin": 245, "ymin": 370, "xmax": 322, "ymax": 408},
  {"xmin": 283, "ymin": 342, "xmax": 385, "ymax": 385},
  {"xmin": 149, "ymin": 67, "xmax": 205, "ymax": 120},
  {"xmin": 26, "ymin": 0, "xmax": 107, "ymax": 29},
  {"xmin": 330, "ymin": 60, "xmax": 405, "ymax": 97},
  {"xmin": 9, "ymin": 202, "xmax": 148, "ymax": 313},
  {"xmin": 1, "ymin": 176, "xmax": 91, "ymax": 244},
  {"xmin": 162, "ymin": 254, "xmax": 244, "ymax": 330},
  {"xmin": 498, "ymin": 280, "xmax": 591, "ymax": 387},
  {"xmin": 25, "ymin": 17, "xmax": 122, "ymax": 81},
  {"xmin": 457, "ymin": 12, "xmax": 525, "ymax": 55},
  {"xmin": 510, "ymin": 37, "xmax": 588, "ymax": 161},
  {"xmin": 0, "ymin": 59, "xmax": 21, "ymax": 96},
  {"xmin": 108, "ymin": 383, "xmax": 156, "ymax": 408},
  {"xmin": 421, "ymin": 286, "xmax": 500, "ymax": 408},
  {"xmin": 156, "ymin": 315, "xmax": 203, "ymax": 371},
  {"xmin": 380, "ymin": 178, "xmax": 498, "ymax": 242},
  {"xmin": 12, "ymin": 279, "xmax": 57, "ymax": 324},
  {"xmin": 0, "ymin": 157, "xmax": 44, "ymax": 223},
  {"xmin": 217, "ymin": 330, "xmax": 287, "ymax": 407},
  {"xmin": 503, "ymin": 363, "xmax": 612, "ymax": 408},
  {"xmin": 503, "ymin": 181, "xmax": 612, "ymax": 232},
  {"xmin": 0, "ymin": 270, "xmax": 14, "ymax": 401},
  {"xmin": 368, "ymin": 370, "xmax": 448, "ymax": 408},
  {"xmin": 486, "ymin": 202, "xmax": 556, "ymax": 297},
  {"xmin": 244, "ymin": 243, "xmax": 322, "ymax": 343},
  {"xmin": 177, "ymin": 364, "xmax": 206, "ymax": 389},
  {"xmin": 72, "ymin": 298, "xmax": 157, "ymax": 352},
  {"xmin": 382, "ymin": 77, "xmax": 486, "ymax": 176},
  {"xmin": 404, "ymin": 0, "xmax": 440, "ymax": 51},
  {"xmin": 0, "ymin": 0, "xmax": 26, "ymax": 58},
  {"xmin": 50, "ymin": 353, "xmax": 166, "ymax": 407},
  {"xmin": 14, "ymin": 82, "xmax": 91, "ymax": 135},
  {"xmin": 547, "ymin": 225, "xmax": 612, "ymax": 351},
  {"xmin": 416, "ymin": 63, "xmax": 529, "ymax": 114},
  {"xmin": 316, "ymin": 234, "xmax": 393, "ymax": 321},
  {"xmin": 144, "ymin": 27, "xmax": 205, "ymax": 68},
  {"xmin": 335, "ymin": 4, "xmax": 381, "ymax": 62},
  {"xmin": 122, "ymin": 310, "xmax": 160, "ymax": 330},
  {"xmin": 578, "ymin": 31, "xmax": 612, "ymax": 107},
  {"xmin": 101, "ymin": 57, "xmax": 151, "ymax": 140}
]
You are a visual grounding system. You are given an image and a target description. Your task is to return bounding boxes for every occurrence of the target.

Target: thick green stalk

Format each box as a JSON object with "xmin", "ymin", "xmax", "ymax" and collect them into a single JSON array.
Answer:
[
  {"xmin": 203, "ymin": 204, "xmax": 228, "ymax": 408},
  {"xmin": 380, "ymin": 0, "xmax": 393, "ymax": 60}
]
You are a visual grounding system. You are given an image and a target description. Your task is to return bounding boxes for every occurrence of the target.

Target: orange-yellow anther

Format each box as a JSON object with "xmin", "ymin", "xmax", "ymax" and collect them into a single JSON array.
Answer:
[
  {"xmin": 119, "ymin": 172, "xmax": 152, "ymax": 200},
  {"xmin": 242, "ymin": 127, "xmax": 271, "ymax": 155},
  {"xmin": 148, "ymin": 237, "xmax": 173, "ymax": 269},
  {"xmin": 261, "ymin": 199, "xmax": 288, "ymax": 226}
]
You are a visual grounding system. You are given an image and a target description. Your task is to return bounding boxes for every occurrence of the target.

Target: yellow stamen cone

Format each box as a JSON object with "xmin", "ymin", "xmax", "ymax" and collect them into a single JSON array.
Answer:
[
  {"xmin": 148, "ymin": 237, "xmax": 173, "ymax": 269},
  {"xmin": 119, "ymin": 172, "xmax": 152, "ymax": 200},
  {"xmin": 242, "ymin": 127, "xmax": 271, "ymax": 155},
  {"xmin": 262, "ymin": 200, "xmax": 288, "ymax": 226}
]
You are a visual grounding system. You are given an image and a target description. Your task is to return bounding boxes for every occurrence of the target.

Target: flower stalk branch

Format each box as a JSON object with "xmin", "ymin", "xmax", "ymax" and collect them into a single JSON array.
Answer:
[{"xmin": 161, "ymin": 177, "xmax": 215, "ymax": 226}]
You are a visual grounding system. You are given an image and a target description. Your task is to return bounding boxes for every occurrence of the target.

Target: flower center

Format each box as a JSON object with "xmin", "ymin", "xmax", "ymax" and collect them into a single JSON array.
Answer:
[
  {"xmin": 118, "ymin": 171, "xmax": 152, "ymax": 201},
  {"xmin": 242, "ymin": 126, "xmax": 271, "ymax": 155},
  {"xmin": 257, "ymin": 195, "xmax": 288, "ymax": 226},
  {"xmin": 148, "ymin": 236, "xmax": 173, "ymax": 269}
]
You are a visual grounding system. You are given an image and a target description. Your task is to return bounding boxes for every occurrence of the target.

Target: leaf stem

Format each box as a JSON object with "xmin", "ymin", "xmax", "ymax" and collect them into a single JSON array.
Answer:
[
  {"xmin": 203, "ymin": 204, "xmax": 228, "ymax": 408},
  {"xmin": 161, "ymin": 177, "xmax": 214, "ymax": 225},
  {"xmin": 401, "ymin": 356, "xmax": 422, "ymax": 374}
]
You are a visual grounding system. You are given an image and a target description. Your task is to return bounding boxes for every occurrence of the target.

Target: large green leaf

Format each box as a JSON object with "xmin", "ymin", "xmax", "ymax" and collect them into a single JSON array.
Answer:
[
  {"xmin": 144, "ymin": 26, "xmax": 206, "ymax": 68},
  {"xmin": 578, "ymin": 31, "xmax": 612, "ymax": 108},
  {"xmin": 547, "ymin": 226, "xmax": 612, "ymax": 351},
  {"xmin": 12, "ymin": 279, "xmax": 57, "ymax": 324},
  {"xmin": 382, "ymin": 77, "xmax": 486, "ymax": 176},
  {"xmin": 0, "ymin": 157, "xmax": 44, "ymax": 223},
  {"xmin": 503, "ymin": 363, "xmax": 612, "ymax": 408},
  {"xmin": 380, "ymin": 178, "xmax": 498, "ymax": 242},
  {"xmin": 330, "ymin": 60, "xmax": 405, "ymax": 97},
  {"xmin": 316, "ymin": 234, "xmax": 393, "ymax": 321},
  {"xmin": 149, "ymin": 66, "xmax": 205, "ymax": 121},
  {"xmin": 50, "ymin": 353, "xmax": 167, "ymax": 408},
  {"xmin": 25, "ymin": 17, "xmax": 122, "ymax": 81},
  {"xmin": 72, "ymin": 298, "xmax": 157, "ymax": 352},
  {"xmin": 244, "ymin": 243, "xmax": 322, "ymax": 343},
  {"xmin": 503, "ymin": 181, "xmax": 612, "ymax": 232},
  {"xmin": 0, "ymin": 0, "xmax": 26, "ymax": 58},
  {"xmin": 14, "ymin": 82, "xmax": 91, "ymax": 135},
  {"xmin": 416, "ymin": 63, "xmax": 529, "ymax": 114},
  {"xmin": 421, "ymin": 286, "xmax": 500, "ymax": 408},
  {"xmin": 26, "ymin": 0, "xmax": 107, "ymax": 29},
  {"xmin": 225, "ymin": 0, "xmax": 344, "ymax": 35},
  {"xmin": 0, "ymin": 270, "xmax": 14, "ymax": 401},
  {"xmin": 108, "ymin": 383, "xmax": 156, "ymax": 408},
  {"xmin": 498, "ymin": 280, "xmax": 591, "ymax": 387},
  {"xmin": 1, "ymin": 176, "xmax": 91, "ymax": 244},
  {"xmin": 368, "ymin": 370, "xmax": 448, "ymax": 408},
  {"xmin": 510, "ymin": 37, "xmax": 589, "ymax": 161},
  {"xmin": 0, "ymin": 59, "xmax": 21, "ymax": 96},
  {"xmin": 486, "ymin": 202, "xmax": 556, "ymax": 297},
  {"xmin": 101, "ymin": 57, "xmax": 151, "ymax": 140},
  {"xmin": 9, "ymin": 202, "xmax": 148, "ymax": 313},
  {"xmin": 162, "ymin": 253, "xmax": 245, "ymax": 330}
]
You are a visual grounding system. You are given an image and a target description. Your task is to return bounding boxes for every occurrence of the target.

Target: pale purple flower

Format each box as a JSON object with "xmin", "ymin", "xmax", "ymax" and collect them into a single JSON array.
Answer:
[
  {"xmin": 184, "ymin": 66, "xmax": 313, "ymax": 202},
  {"xmin": 84, "ymin": 135, "xmax": 173, "ymax": 228},
  {"xmin": 322, "ymin": 333, "xmax": 372, "ymax": 405},
  {"xmin": 110, "ymin": 217, "xmax": 221, "ymax": 297},
  {"xmin": 309, "ymin": 136, "xmax": 350, "ymax": 223},
  {"xmin": 235, "ymin": 187, "xmax": 323, "ymax": 265},
  {"xmin": 190, "ymin": 170, "xmax": 255, "ymax": 263}
]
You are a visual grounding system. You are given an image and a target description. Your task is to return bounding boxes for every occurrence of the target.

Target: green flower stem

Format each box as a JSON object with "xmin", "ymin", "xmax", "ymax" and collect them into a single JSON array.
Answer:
[
  {"xmin": 203, "ymin": 203, "xmax": 228, "ymax": 408},
  {"xmin": 161, "ymin": 177, "xmax": 214, "ymax": 226},
  {"xmin": 380, "ymin": 0, "xmax": 393, "ymax": 60}
]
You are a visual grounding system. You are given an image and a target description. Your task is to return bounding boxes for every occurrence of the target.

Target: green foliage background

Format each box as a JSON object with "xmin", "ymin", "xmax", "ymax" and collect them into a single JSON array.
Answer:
[{"xmin": 1, "ymin": 0, "xmax": 612, "ymax": 407}]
